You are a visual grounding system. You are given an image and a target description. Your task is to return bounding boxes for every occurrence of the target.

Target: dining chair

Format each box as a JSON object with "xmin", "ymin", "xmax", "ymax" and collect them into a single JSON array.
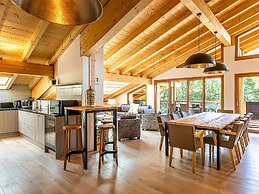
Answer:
[
  {"xmin": 170, "ymin": 112, "xmax": 181, "ymax": 120},
  {"xmin": 217, "ymin": 109, "xmax": 234, "ymax": 113},
  {"xmin": 167, "ymin": 123, "xmax": 205, "ymax": 173},
  {"xmin": 204, "ymin": 121, "xmax": 244, "ymax": 170},
  {"xmin": 157, "ymin": 115, "xmax": 171, "ymax": 151},
  {"xmin": 181, "ymin": 111, "xmax": 190, "ymax": 118}
]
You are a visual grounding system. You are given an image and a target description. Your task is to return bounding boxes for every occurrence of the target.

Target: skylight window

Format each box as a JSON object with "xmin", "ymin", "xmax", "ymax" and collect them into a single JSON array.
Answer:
[{"xmin": 0, "ymin": 74, "xmax": 13, "ymax": 89}]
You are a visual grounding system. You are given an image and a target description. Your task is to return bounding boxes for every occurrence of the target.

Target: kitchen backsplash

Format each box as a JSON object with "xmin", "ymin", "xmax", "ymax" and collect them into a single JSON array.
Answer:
[{"xmin": 0, "ymin": 85, "xmax": 31, "ymax": 103}]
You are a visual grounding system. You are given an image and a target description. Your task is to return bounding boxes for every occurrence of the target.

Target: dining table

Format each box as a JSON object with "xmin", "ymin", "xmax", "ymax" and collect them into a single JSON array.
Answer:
[
  {"xmin": 64, "ymin": 105, "xmax": 118, "ymax": 170},
  {"xmin": 165, "ymin": 112, "xmax": 240, "ymax": 170}
]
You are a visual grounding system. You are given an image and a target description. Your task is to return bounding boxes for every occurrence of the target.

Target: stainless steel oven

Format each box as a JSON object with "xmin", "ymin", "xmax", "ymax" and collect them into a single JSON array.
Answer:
[{"xmin": 45, "ymin": 115, "xmax": 56, "ymax": 151}]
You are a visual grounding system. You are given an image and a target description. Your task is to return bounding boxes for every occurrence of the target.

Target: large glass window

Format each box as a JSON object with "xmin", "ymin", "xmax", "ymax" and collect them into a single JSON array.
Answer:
[
  {"xmin": 155, "ymin": 76, "xmax": 223, "ymax": 113},
  {"xmin": 189, "ymin": 79, "xmax": 203, "ymax": 113},
  {"xmin": 175, "ymin": 81, "xmax": 187, "ymax": 111},
  {"xmin": 158, "ymin": 82, "xmax": 169, "ymax": 114},
  {"xmin": 205, "ymin": 78, "xmax": 221, "ymax": 112}
]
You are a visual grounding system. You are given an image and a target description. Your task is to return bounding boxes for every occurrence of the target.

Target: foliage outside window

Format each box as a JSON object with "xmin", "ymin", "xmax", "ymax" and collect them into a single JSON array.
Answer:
[
  {"xmin": 243, "ymin": 77, "xmax": 259, "ymax": 102},
  {"xmin": 205, "ymin": 78, "xmax": 221, "ymax": 112},
  {"xmin": 159, "ymin": 83, "xmax": 169, "ymax": 114}
]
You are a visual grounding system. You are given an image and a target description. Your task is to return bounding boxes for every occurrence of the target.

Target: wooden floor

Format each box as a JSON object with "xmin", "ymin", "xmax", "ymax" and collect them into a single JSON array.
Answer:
[{"xmin": 0, "ymin": 131, "xmax": 259, "ymax": 194}]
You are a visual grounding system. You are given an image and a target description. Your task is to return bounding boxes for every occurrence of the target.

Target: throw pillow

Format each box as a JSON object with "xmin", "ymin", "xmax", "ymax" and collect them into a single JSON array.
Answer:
[{"xmin": 128, "ymin": 104, "xmax": 139, "ymax": 114}]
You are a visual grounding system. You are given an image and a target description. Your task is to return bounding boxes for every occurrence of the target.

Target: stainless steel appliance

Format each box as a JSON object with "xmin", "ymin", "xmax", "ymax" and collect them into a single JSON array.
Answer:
[
  {"xmin": 45, "ymin": 115, "xmax": 56, "ymax": 151},
  {"xmin": 13, "ymin": 100, "xmax": 21, "ymax": 108}
]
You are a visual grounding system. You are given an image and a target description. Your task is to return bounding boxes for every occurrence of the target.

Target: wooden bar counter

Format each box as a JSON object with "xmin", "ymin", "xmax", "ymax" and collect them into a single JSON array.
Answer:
[{"xmin": 64, "ymin": 106, "xmax": 118, "ymax": 170}]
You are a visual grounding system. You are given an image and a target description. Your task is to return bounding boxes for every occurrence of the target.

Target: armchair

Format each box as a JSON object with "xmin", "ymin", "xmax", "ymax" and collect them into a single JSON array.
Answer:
[
  {"xmin": 118, "ymin": 115, "xmax": 141, "ymax": 141},
  {"xmin": 142, "ymin": 113, "xmax": 159, "ymax": 131},
  {"xmin": 167, "ymin": 123, "xmax": 205, "ymax": 173}
]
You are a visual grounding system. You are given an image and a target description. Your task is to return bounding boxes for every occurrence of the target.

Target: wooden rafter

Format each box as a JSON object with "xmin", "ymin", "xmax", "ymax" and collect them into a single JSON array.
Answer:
[
  {"xmin": 104, "ymin": 0, "xmax": 180, "ymax": 61},
  {"xmin": 28, "ymin": 76, "xmax": 42, "ymax": 90},
  {"xmin": 80, "ymin": 0, "xmax": 153, "ymax": 56},
  {"xmin": 48, "ymin": 25, "xmax": 86, "ymax": 64},
  {"xmin": 104, "ymin": 73, "xmax": 151, "ymax": 85},
  {"xmin": 104, "ymin": 84, "xmax": 140, "ymax": 102},
  {"xmin": 180, "ymin": 0, "xmax": 231, "ymax": 46},
  {"xmin": 110, "ymin": 0, "xmax": 235, "ymax": 75},
  {"xmin": 0, "ymin": 59, "xmax": 53, "ymax": 78},
  {"xmin": 22, "ymin": 21, "xmax": 49, "ymax": 61},
  {"xmin": 134, "ymin": 1, "xmax": 258, "ymax": 77},
  {"xmin": 31, "ymin": 77, "xmax": 52, "ymax": 100}
]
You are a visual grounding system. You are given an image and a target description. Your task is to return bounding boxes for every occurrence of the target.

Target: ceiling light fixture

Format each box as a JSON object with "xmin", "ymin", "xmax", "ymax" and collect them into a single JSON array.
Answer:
[
  {"xmin": 203, "ymin": 31, "xmax": 229, "ymax": 74},
  {"xmin": 11, "ymin": 0, "xmax": 103, "ymax": 26},
  {"xmin": 184, "ymin": 13, "xmax": 216, "ymax": 68}
]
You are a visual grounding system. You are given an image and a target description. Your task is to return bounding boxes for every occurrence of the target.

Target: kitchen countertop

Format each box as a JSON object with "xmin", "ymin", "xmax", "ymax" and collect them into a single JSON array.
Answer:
[{"xmin": 0, "ymin": 108, "xmax": 64, "ymax": 117}]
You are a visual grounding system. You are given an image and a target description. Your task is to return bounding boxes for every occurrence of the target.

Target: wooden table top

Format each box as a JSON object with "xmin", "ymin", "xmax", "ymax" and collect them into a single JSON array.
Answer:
[
  {"xmin": 166, "ymin": 112, "xmax": 240, "ymax": 130},
  {"xmin": 65, "ymin": 105, "xmax": 118, "ymax": 112}
]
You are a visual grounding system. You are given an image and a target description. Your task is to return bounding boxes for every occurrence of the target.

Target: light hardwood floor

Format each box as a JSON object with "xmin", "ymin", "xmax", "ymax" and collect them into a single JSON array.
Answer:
[{"xmin": 0, "ymin": 131, "xmax": 259, "ymax": 194}]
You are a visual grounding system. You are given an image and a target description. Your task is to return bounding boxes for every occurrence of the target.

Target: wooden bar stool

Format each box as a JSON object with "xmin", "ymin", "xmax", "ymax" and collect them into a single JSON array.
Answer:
[
  {"xmin": 63, "ymin": 124, "xmax": 83, "ymax": 170},
  {"xmin": 98, "ymin": 124, "xmax": 118, "ymax": 171}
]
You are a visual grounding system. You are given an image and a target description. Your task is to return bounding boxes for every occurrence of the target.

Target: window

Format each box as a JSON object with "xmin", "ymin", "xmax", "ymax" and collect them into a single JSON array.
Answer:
[
  {"xmin": 0, "ymin": 74, "xmax": 13, "ymax": 89},
  {"xmin": 205, "ymin": 77, "xmax": 222, "ymax": 112},
  {"xmin": 235, "ymin": 26, "xmax": 259, "ymax": 60},
  {"xmin": 157, "ymin": 82, "xmax": 169, "ymax": 114},
  {"xmin": 155, "ymin": 75, "xmax": 223, "ymax": 113}
]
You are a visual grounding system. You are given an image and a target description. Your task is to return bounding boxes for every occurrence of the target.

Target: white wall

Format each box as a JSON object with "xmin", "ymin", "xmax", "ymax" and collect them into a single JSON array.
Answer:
[
  {"xmin": 154, "ymin": 46, "xmax": 259, "ymax": 110},
  {"xmin": 57, "ymin": 36, "xmax": 83, "ymax": 85},
  {"xmin": 0, "ymin": 85, "xmax": 31, "ymax": 103}
]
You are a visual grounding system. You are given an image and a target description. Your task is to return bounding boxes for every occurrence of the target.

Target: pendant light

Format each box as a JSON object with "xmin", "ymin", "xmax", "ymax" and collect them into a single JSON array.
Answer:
[
  {"xmin": 203, "ymin": 32, "xmax": 229, "ymax": 74},
  {"xmin": 184, "ymin": 13, "xmax": 216, "ymax": 68},
  {"xmin": 11, "ymin": 0, "xmax": 103, "ymax": 26}
]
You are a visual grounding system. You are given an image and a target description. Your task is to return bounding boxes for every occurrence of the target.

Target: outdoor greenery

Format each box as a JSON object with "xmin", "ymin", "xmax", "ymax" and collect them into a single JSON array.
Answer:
[
  {"xmin": 175, "ymin": 81, "xmax": 187, "ymax": 101},
  {"xmin": 243, "ymin": 77, "xmax": 259, "ymax": 102}
]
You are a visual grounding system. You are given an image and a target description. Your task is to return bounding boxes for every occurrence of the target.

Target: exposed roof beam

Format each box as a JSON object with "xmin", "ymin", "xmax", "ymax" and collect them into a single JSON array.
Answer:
[
  {"xmin": 135, "ymin": 3, "xmax": 259, "ymax": 76},
  {"xmin": 31, "ymin": 77, "xmax": 52, "ymax": 100},
  {"xmin": 104, "ymin": 84, "xmax": 141, "ymax": 102},
  {"xmin": 22, "ymin": 21, "xmax": 49, "ymax": 61},
  {"xmin": 28, "ymin": 76, "xmax": 42, "ymax": 90},
  {"xmin": 0, "ymin": 59, "xmax": 53, "ymax": 78},
  {"xmin": 80, "ymin": 0, "xmax": 153, "ymax": 56},
  {"xmin": 104, "ymin": 73, "xmax": 151, "ymax": 85},
  {"xmin": 180, "ymin": 0, "xmax": 231, "ymax": 46},
  {"xmin": 128, "ymin": 85, "xmax": 145, "ymax": 94},
  {"xmin": 104, "ymin": 0, "xmax": 180, "ymax": 61},
  {"xmin": 48, "ymin": 25, "xmax": 86, "ymax": 64}
]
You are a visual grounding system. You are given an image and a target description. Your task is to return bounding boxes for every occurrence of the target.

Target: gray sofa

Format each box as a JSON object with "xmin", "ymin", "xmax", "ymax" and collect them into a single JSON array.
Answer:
[{"xmin": 117, "ymin": 104, "xmax": 154, "ymax": 116}]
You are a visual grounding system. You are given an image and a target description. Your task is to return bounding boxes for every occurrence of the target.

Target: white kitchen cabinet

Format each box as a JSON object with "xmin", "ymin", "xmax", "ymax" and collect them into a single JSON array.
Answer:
[
  {"xmin": 0, "ymin": 110, "xmax": 17, "ymax": 134},
  {"xmin": 35, "ymin": 114, "xmax": 45, "ymax": 145},
  {"xmin": 18, "ymin": 110, "xmax": 45, "ymax": 145}
]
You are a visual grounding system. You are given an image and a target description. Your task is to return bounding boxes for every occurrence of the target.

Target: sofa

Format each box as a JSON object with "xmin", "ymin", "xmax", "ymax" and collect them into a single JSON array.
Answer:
[
  {"xmin": 118, "ymin": 114, "xmax": 141, "ymax": 141},
  {"xmin": 117, "ymin": 104, "xmax": 154, "ymax": 117}
]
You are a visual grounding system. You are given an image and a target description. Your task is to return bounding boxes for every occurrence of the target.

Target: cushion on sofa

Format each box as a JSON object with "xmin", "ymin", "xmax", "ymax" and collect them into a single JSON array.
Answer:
[
  {"xmin": 128, "ymin": 104, "xmax": 139, "ymax": 113},
  {"xmin": 143, "ymin": 108, "xmax": 155, "ymax": 114},
  {"xmin": 120, "ymin": 104, "xmax": 131, "ymax": 112}
]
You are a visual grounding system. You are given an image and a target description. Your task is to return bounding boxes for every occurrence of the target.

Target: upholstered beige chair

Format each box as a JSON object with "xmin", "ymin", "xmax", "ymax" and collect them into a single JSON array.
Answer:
[
  {"xmin": 157, "ymin": 115, "xmax": 171, "ymax": 151},
  {"xmin": 204, "ymin": 121, "xmax": 244, "ymax": 170},
  {"xmin": 167, "ymin": 123, "xmax": 204, "ymax": 173}
]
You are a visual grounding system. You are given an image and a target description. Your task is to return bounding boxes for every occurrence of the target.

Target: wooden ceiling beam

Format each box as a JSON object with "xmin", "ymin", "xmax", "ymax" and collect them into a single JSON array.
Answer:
[
  {"xmin": 133, "ymin": 3, "xmax": 258, "ymax": 76},
  {"xmin": 104, "ymin": 73, "xmax": 151, "ymax": 85},
  {"xmin": 107, "ymin": 5, "xmax": 192, "ymax": 73},
  {"xmin": 104, "ymin": 0, "xmax": 180, "ymax": 61},
  {"xmin": 128, "ymin": 85, "xmax": 145, "ymax": 94},
  {"xmin": 0, "ymin": 59, "xmax": 53, "ymax": 78},
  {"xmin": 28, "ymin": 76, "xmax": 42, "ymax": 90},
  {"xmin": 104, "ymin": 84, "xmax": 141, "ymax": 102},
  {"xmin": 31, "ymin": 77, "xmax": 52, "ymax": 100},
  {"xmin": 180, "ymin": 0, "xmax": 231, "ymax": 46},
  {"xmin": 22, "ymin": 21, "xmax": 49, "ymax": 61},
  {"xmin": 80, "ymin": 0, "xmax": 153, "ymax": 56},
  {"xmin": 115, "ymin": 0, "xmax": 237, "ymax": 75},
  {"xmin": 48, "ymin": 25, "xmax": 86, "ymax": 64}
]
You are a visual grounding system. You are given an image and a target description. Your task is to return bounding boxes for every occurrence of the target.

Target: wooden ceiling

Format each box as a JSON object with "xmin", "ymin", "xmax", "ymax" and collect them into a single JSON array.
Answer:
[
  {"xmin": 0, "ymin": 0, "xmax": 257, "ymax": 95},
  {"xmin": 103, "ymin": 0, "xmax": 259, "ymax": 79}
]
